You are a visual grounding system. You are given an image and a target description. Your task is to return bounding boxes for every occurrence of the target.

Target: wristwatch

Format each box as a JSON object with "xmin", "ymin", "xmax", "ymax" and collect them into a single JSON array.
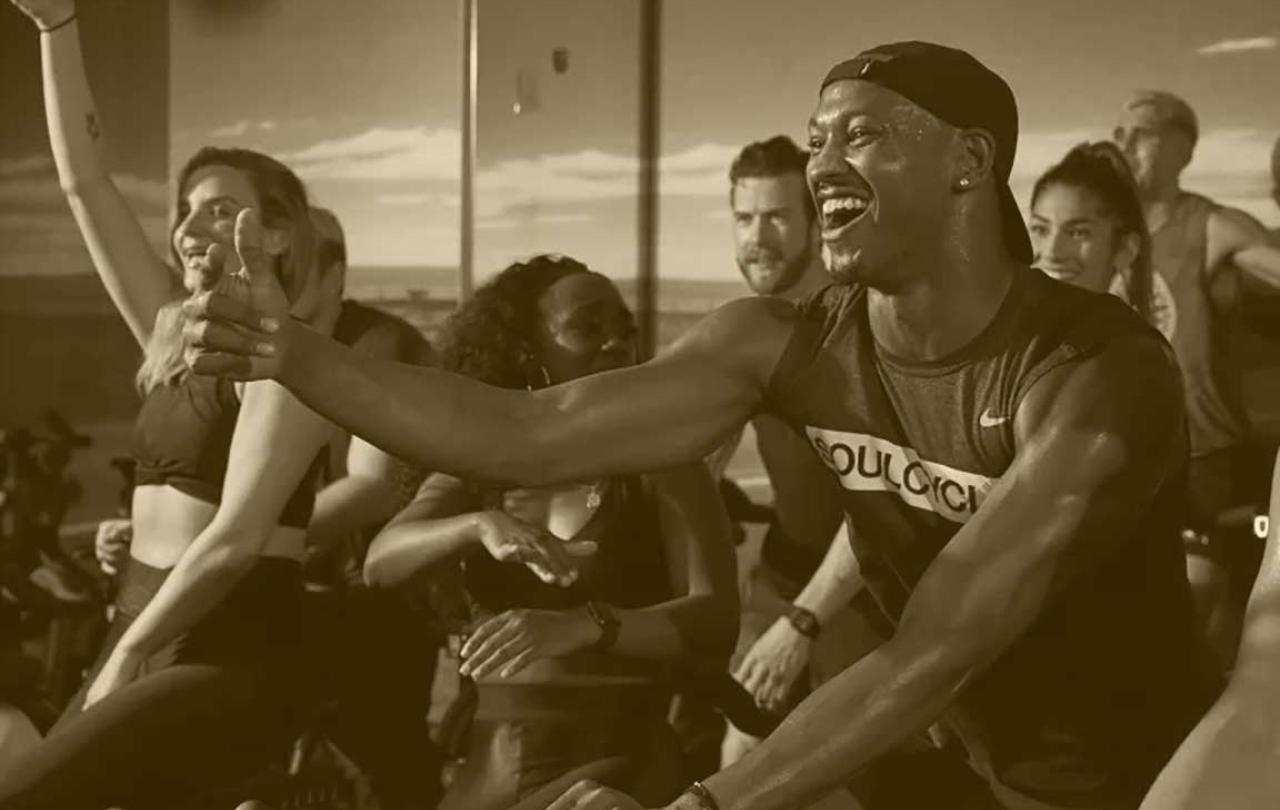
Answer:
[
  {"xmin": 585, "ymin": 600, "xmax": 620, "ymax": 651},
  {"xmin": 786, "ymin": 604, "xmax": 821, "ymax": 639}
]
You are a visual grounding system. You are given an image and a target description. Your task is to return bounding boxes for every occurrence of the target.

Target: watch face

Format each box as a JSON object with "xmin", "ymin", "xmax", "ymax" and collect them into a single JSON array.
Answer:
[{"xmin": 788, "ymin": 606, "xmax": 819, "ymax": 638}]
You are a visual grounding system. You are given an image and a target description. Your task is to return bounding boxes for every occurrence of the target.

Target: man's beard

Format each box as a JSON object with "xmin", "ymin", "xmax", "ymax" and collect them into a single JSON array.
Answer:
[{"xmin": 737, "ymin": 241, "xmax": 813, "ymax": 297}]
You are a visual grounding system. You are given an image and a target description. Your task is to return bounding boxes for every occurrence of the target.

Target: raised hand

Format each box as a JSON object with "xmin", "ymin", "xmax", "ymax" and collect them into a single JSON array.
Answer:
[
  {"xmin": 476, "ymin": 508, "xmax": 596, "ymax": 587},
  {"xmin": 182, "ymin": 209, "xmax": 291, "ymax": 380},
  {"xmin": 9, "ymin": 0, "xmax": 76, "ymax": 31}
]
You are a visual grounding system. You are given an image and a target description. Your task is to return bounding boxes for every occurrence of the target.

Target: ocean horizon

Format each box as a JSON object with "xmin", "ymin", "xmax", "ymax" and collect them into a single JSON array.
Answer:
[{"xmin": 0, "ymin": 266, "xmax": 751, "ymax": 317}]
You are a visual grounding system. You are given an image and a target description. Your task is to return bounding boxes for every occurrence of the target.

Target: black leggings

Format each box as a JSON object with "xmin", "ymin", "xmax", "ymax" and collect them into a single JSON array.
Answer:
[
  {"xmin": 0, "ymin": 557, "xmax": 305, "ymax": 810},
  {"xmin": 439, "ymin": 683, "xmax": 684, "ymax": 810}
]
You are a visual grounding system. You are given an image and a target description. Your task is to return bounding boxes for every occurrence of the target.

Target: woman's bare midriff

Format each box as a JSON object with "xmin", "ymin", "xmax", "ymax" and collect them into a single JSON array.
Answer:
[{"xmin": 129, "ymin": 484, "xmax": 307, "ymax": 568}]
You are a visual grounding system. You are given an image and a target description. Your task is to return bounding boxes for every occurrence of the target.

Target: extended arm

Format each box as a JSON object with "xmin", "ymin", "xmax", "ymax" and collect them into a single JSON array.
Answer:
[
  {"xmin": 26, "ymin": 1, "xmax": 175, "ymax": 345},
  {"xmin": 691, "ymin": 335, "xmax": 1185, "ymax": 810},
  {"xmin": 364, "ymin": 472, "xmax": 595, "ymax": 590},
  {"xmin": 190, "ymin": 284, "xmax": 792, "ymax": 486},
  {"xmin": 363, "ymin": 472, "xmax": 485, "ymax": 588},
  {"xmin": 1208, "ymin": 207, "xmax": 1280, "ymax": 291}
]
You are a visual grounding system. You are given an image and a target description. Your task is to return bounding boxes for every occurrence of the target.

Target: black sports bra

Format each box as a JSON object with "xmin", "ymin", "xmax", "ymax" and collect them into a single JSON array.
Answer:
[{"xmin": 131, "ymin": 373, "xmax": 318, "ymax": 529}]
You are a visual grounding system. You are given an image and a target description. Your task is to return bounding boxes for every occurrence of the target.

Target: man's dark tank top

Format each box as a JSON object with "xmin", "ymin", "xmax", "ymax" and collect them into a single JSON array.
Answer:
[
  {"xmin": 753, "ymin": 411, "xmax": 847, "ymax": 594},
  {"xmin": 765, "ymin": 268, "xmax": 1217, "ymax": 809},
  {"xmin": 1150, "ymin": 192, "xmax": 1250, "ymax": 456}
]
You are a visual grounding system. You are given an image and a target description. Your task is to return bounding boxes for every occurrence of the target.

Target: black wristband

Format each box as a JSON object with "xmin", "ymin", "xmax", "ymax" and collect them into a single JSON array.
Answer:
[
  {"xmin": 40, "ymin": 14, "xmax": 77, "ymax": 34},
  {"xmin": 684, "ymin": 780, "xmax": 721, "ymax": 810},
  {"xmin": 585, "ymin": 600, "xmax": 620, "ymax": 651},
  {"xmin": 786, "ymin": 604, "xmax": 821, "ymax": 639}
]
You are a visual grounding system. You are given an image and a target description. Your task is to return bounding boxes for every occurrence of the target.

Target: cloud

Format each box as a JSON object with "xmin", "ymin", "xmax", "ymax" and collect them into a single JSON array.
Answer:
[
  {"xmin": 661, "ymin": 142, "xmax": 738, "ymax": 173},
  {"xmin": 278, "ymin": 126, "xmax": 461, "ymax": 182},
  {"xmin": 472, "ymin": 142, "xmax": 739, "ymax": 219},
  {"xmin": 209, "ymin": 119, "xmax": 280, "ymax": 138},
  {"xmin": 1196, "ymin": 37, "xmax": 1278, "ymax": 56},
  {"xmin": 375, "ymin": 191, "xmax": 460, "ymax": 207},
  {"xmin": 477, "ymin": 211, "xmax": 593, "ymax": 231}
]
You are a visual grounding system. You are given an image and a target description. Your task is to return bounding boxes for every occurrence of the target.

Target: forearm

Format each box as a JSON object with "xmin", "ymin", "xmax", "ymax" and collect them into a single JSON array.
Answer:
[
  {"xmin": 39, "ymin": 18, "xmax": 172, "ymax": 342},
  {"xmin": 363, "ymin": 514, "xmax": 481, "ymax": 588},
  {"xmin": 792, "ymin": 524, "xmax": 862, "ymax": 623},
  {"xmin": 279, "ymin": 325, "xmax": 564, "ymax": 485},
  {"xmin": 111, "ymin": 520, "xmax": 258, "ymax": 657},
  {"xmin": 702, "ymin": 639, "xmax": 966, "ymax": 810},
  {"xmin": 274, "ymin": 320, "xmax": 748, "ymax": 486},
  {"xmin": 307, "ymin": 476, "xmax": 400, "ymax": 554},
  {"xmin": 40, "ymin": 21, "xmax": 110, "ymax": 190},
  {"xmin": 612, "ymin": 593, "xmax": 737, "ymax": 663}
]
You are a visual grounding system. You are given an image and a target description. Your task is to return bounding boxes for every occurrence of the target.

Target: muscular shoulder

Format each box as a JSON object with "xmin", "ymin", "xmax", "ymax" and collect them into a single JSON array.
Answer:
[
  {"xmin": 1014, "ymin": 331, "xmax": 1182, "ymax": 454},
  {"xmin": 335, "ymin": 300, "xmax": 435, "ymax": 365},
  {"xmin": 1207, "ymin": 205, "xmax": 1272, "ymax": 258}
]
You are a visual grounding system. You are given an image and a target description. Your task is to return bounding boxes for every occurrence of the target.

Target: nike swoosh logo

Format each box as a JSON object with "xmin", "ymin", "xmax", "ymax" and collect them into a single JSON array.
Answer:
[{"xmin": 979, "ymin": 408, "xmax": 1010, "ymax": 428}]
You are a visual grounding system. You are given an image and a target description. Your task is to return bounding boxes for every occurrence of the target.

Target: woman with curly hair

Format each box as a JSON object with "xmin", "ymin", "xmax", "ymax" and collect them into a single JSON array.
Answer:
[{"xmin": 363, "ymin": 254, "xmax": 739, "ymax": 810}]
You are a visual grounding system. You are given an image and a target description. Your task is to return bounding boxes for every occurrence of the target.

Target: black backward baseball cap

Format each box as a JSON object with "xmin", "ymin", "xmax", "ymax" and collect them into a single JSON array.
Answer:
[{"xmin": 820, "ymin": 41, "xmax": 1032, "ymax": 263}]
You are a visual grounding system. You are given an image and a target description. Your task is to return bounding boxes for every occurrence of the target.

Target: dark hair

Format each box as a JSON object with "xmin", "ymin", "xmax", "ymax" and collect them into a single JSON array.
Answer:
[
  {"xmin": 439, "ymin": 254, "xmax": 594, "ymax": 389},
  {"xmin": 1031, "ymin": 141, "xmax": 1154, "ymax": 325},
  {"xmin": 729, "ymin": 135, "xmax": 815, "ymax": 223}
]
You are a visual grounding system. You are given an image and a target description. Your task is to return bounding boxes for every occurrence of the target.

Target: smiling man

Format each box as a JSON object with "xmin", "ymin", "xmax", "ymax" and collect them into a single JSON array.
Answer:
[{"xmin": 183, "ymin": 42, "xmax": 1218, "ymax": 810}]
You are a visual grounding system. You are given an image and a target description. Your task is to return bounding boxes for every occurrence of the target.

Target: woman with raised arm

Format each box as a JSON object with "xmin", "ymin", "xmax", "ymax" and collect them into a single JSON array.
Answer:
[
  {"xmin": 0, "ymin": 2, "xmax": 343, "ymax": 808},
  {"xmin": 362, "ymin": 255, "xmax": 739, "ymax": 810}
]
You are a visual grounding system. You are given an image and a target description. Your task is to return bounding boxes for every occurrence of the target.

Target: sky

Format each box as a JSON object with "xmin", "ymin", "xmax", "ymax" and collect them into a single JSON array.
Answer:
[{"xmin": 1, "ymin": 0, "xmax": 1277, "ymax": 292}]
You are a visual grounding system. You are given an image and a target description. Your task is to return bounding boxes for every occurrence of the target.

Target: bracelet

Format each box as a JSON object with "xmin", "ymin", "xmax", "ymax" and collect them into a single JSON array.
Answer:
[
  {"xmin": 684, "ymin": 781, "xmax": 722, "ymax": 810},
  {"xmin": 584, "ymin": 600, "xmax": 620, "ymax": 652},
  {"xmin": 40, "ymin": 14, "xmax": 77, "ymax": 34}
]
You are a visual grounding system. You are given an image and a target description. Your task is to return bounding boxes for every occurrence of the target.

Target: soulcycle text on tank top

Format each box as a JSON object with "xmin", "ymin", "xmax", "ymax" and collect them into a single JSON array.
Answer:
[{"xmin": 805, "ymin": 426, "xmax": 997, "ymax": 524}]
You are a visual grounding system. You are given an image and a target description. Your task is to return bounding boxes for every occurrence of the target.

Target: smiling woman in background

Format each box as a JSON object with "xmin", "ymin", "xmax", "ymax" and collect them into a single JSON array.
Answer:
[
  {"xmin": 1028, "ymin": 141, "xmax": 1167, "ymax": 336},
  {"xmin": 0, "ymin": 1, "xmax": 345, "ymax": 808}
]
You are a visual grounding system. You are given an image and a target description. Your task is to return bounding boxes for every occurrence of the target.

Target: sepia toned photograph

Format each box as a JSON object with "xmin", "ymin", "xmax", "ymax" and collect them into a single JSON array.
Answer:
[{"xmin": 1, "ymin": 1, "xmax": 1279, "ymax": 808}]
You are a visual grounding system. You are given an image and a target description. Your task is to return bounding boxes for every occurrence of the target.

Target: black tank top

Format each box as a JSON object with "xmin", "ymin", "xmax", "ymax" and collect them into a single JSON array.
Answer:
[
  {"xmin": 765, "ymin": 268, "xmax": 1217, "ymax": 808},
  {"xmin": 131, "ymin": 373, "xmax": 319, "ymax": 528},
  {"xmin": 753, "ymin": 411, "xmax": 846, "ymax": 593},
  {"xmin": 463, "ymin": 477, "xmax": 672, "ymax": 615}
]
